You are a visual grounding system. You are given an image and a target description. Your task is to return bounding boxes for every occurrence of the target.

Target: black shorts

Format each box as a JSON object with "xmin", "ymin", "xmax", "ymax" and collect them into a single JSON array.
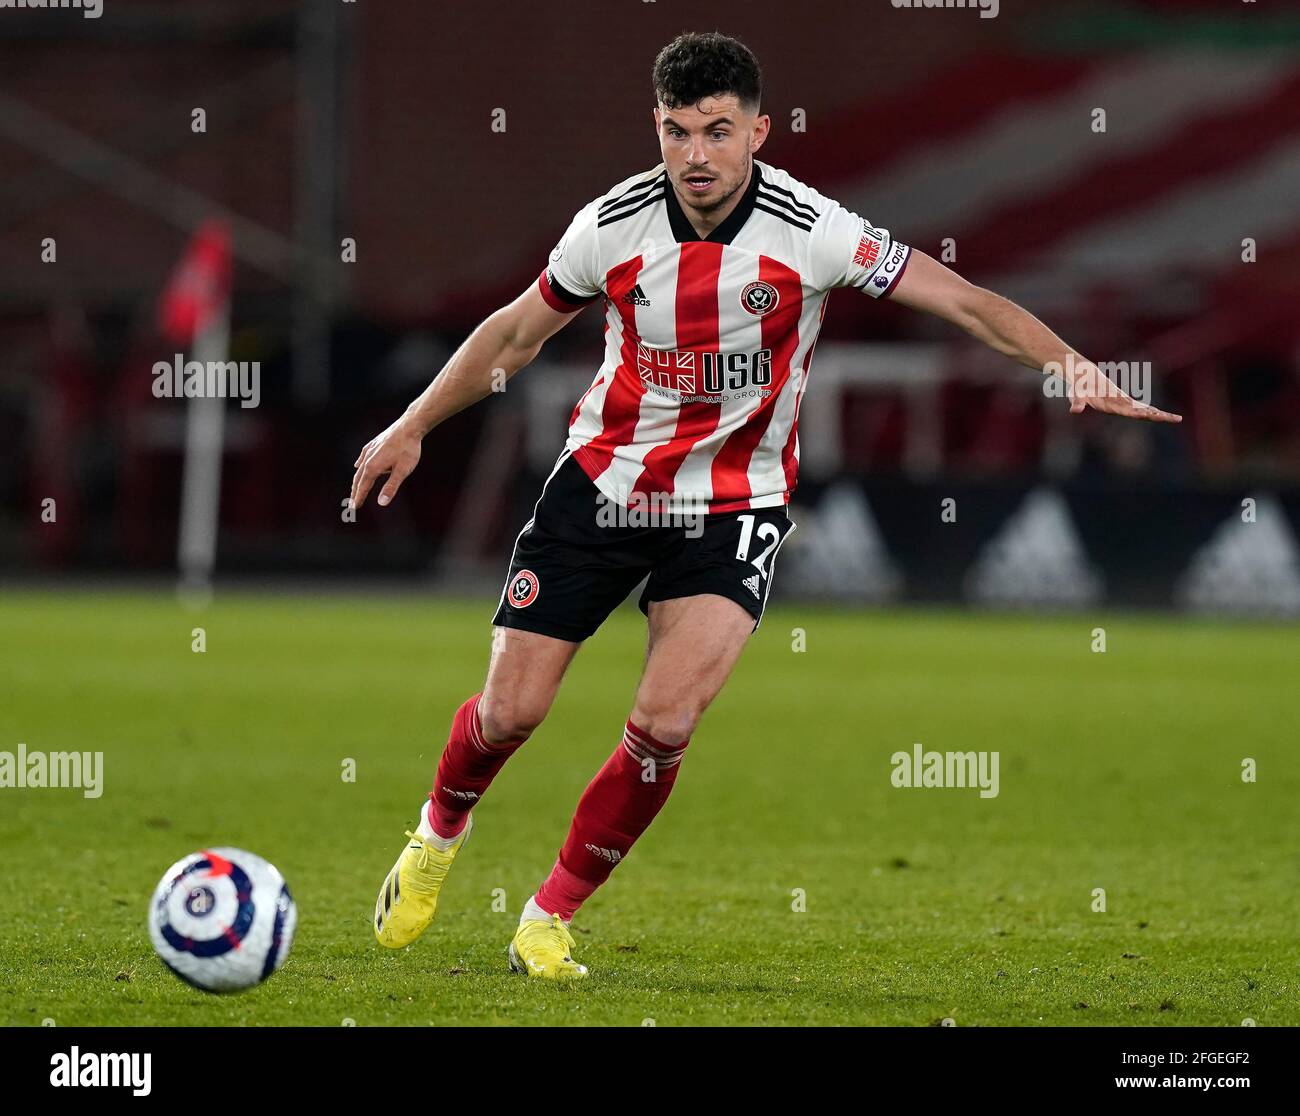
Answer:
[{"xmin": 492, "ymin": 454, "xmax": 795, "ymax": 643}]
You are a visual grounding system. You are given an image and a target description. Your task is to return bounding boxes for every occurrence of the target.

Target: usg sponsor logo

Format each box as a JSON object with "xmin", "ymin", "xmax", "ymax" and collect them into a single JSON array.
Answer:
[{"xmin": 636, "ymin": 344, "xmax": 773, "ymax": 398}]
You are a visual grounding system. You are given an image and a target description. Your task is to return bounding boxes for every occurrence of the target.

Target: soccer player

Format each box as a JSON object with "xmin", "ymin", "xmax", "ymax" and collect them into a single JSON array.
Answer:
[{"xmin": 351, "ymin": 32, "xmax": 1180, "ymax": 980}]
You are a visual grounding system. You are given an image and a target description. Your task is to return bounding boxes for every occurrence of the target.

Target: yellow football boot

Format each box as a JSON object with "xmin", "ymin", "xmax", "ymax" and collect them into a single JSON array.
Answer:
[
  {"xmin": 373, "ymin": 814, "xmax": 473, "ymax": 948},
  {"xmin": 508, "ymin": 913, "xmax": 589, "ymax": 980}
]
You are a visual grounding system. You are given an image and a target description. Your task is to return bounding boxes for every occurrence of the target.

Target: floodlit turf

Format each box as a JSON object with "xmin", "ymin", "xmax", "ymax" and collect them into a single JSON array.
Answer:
[{"xmin": 1, "ymin": 590, "xmax": 1297, "ymax": 1027}]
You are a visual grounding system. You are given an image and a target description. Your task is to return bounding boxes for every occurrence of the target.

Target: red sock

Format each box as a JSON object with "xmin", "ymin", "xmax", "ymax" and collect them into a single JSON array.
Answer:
[
  {"xmin": 427, "ymin": 694, "xmax": 527, "ymax": 839},
  {"xmin": 535, "ymin": 720, "xmax": 689, "ymax": 920}
]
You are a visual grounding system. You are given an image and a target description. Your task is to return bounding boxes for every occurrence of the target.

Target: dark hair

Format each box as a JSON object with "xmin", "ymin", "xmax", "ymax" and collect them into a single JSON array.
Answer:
[{"xmin": 652, "ymin": 32, "xmax": 762, "ymax": 113}]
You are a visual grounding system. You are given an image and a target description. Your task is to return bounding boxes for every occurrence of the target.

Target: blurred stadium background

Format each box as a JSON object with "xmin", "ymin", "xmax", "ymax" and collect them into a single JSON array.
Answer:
[{"xmin": 2, "ymin": 0, "xmax": 1299, "ymax": 616}]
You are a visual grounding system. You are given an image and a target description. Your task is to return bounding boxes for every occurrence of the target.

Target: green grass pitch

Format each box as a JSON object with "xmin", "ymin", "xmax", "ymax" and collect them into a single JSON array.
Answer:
[{"xmin": 1, "ymin": 591, "xmax": 1296, "ymax": 1026}]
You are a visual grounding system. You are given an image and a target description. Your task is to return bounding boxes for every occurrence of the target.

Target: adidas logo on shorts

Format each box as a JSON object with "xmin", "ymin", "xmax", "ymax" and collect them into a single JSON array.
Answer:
[{"xmin": 742, "ymin": 573, "xmax": 761, "ymax": 599}]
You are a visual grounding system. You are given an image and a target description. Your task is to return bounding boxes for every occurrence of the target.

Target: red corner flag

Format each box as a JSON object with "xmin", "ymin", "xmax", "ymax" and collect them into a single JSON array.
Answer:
[{"xmin": 158, "ymin": 220, "xmax": 232, "ymax": 345}]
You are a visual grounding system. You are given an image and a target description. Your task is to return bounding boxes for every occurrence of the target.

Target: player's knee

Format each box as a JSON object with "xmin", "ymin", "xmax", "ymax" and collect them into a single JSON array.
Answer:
[
  {"xmin": 629, "ymin": 700, "xmax": 700, "ymax": 746},
  {"xmin": 478, "ymin": 694, "xmax": 545, "ymax": 746}
]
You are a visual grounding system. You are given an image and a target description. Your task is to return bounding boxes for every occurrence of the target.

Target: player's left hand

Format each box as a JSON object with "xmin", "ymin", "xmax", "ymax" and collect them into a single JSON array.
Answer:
[{"xmin": 1066, "ymin": 364, "xmax": 1182, "ymax": 423}]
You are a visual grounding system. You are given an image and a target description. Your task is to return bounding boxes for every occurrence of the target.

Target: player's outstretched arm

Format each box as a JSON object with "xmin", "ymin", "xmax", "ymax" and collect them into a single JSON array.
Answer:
[
  {"xmin": 350, "ymin": 285, "xmax": 583, "ymax": 509},
  {"xmin": 888, "ymin": 250, "xmax": 1182, "ymax": 424}
]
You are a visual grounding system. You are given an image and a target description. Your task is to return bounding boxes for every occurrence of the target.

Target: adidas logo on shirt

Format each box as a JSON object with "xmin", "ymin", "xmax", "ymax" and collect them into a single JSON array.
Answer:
[
  {"xmin": 742, "ymin": 573, "xmax": 761, "ymax": 599},
  {"xmin": 621, "ymin": 283, "xmax": 650, "ymax": 307}
]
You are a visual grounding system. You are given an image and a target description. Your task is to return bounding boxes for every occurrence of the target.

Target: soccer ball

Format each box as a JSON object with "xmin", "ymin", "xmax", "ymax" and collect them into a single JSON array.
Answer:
[{"xmin": 148, "ymin": 847, "xmax": 296, "ymax": 993}]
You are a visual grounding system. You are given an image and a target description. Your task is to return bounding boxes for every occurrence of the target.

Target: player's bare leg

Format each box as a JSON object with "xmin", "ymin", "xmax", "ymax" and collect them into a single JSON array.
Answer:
[
  {"xmin": 631, "ymin": 594, "xmax": 755, "ymax": 741},
  {"xmin": 375, "ymin": 627, "xmax": 578, "ymax": 948},
  {"xmin": 478, "ymin": 625, "xmax": 582, "ymax": 747},
  {"xmin": 510, "ymin": 594, "xmax": 754, "ymax": 979}
]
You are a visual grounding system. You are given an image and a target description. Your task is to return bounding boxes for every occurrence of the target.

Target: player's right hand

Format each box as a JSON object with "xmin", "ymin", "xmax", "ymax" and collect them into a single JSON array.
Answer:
[{"xmin": 351, "ymin": 416, "xmax": 423, "ymax": 510}]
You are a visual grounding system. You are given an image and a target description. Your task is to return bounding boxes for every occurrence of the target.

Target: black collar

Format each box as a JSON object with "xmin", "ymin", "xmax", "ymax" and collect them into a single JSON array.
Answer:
[{"xmin": 664, "ymin": 162, "xmax": 761, "ymax": 245}]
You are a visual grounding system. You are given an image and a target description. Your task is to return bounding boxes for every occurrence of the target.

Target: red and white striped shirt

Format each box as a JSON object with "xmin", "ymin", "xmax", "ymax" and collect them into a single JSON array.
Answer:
[{"xmin": 537, "ymin": 160, "xmax": 911, "ymax": 514}]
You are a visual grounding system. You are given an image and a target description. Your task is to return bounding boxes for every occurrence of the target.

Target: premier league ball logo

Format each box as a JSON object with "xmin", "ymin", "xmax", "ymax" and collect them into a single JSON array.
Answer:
[
  {"xmin": 184, "ymin": 885, "xmax": 216, "ymax": 917},
  {"xmin": 740, "ymin": 280, "xmax": 779, "ymax": 316},
  {"xmin": 148, "ymin": 847, "xmax": 297, "ymax": 993}
]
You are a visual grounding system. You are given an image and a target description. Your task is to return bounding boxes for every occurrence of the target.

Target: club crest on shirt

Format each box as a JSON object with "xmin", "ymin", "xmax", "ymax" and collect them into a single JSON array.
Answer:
[{"xmin": 739, "ymin": 280, "xmax": 779, "ymax": 316}]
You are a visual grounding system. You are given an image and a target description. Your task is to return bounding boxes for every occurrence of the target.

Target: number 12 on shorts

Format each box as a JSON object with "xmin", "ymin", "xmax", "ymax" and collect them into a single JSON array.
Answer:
[{"xmin": 735, "ymin": 514, "xmax": 782, "ymax": 577}]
